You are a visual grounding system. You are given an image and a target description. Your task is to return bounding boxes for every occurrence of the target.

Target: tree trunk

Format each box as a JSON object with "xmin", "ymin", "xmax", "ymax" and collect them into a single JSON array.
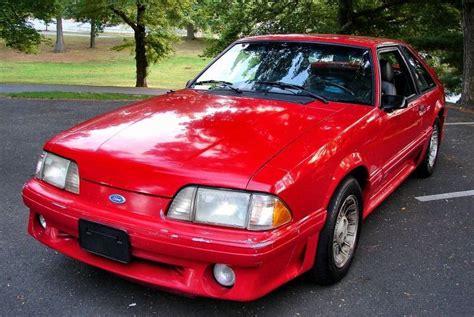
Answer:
[
  {"xmin": 108, "ymin": 2, "xmax": 149, "ymax": 87},
  {"xmin": 459, "ymin": 0, "xmax": 474, "ymax": 108},
  {"xmin": 54, "ymin": 14, "xmax": 65, "ymax": 53},
  {"xmin": 135, "ymin": 3, "xmax": 148, "ymax": 87},
  {"xmin": 90, "ymin": 19, "xmax": 97, "ymax": 49},
  {"xmin": 338, "ymin": 0, "xmax": 354, "ymax": 33},
  {"xmin": 186, "ymin": 23, "xmax": 195, "ymax": 40}
]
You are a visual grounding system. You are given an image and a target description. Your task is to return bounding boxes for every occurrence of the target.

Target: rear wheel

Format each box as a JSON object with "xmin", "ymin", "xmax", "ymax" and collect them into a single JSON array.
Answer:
[
  {"xmin": 417, "ymin": 119, "xmax": 440, "ymax": 178},
  {"xmin": 309, "ymin": 177, "xmax": 362, "ymax": 285}
]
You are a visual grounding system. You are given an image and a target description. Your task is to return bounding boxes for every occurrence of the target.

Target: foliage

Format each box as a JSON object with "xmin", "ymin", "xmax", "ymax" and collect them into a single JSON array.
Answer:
[
  {"xmin": 67, "ymin": 0, "xmax": 114, "ymax": 24},
  {"xmin": 358, "ymin": 0, "xmax": 463, "ymax": 92},
  {"xmin": 180, "ymin": 0, "xmax": 214, "ymax": 34},
  {"xmin": 202, "ymin": 0, "xmax": 463, "ymax": 92},
  {"xmin": 102, "ymin": 0, "xmax": 192, "ymax": 86},
  {"xmin": 203, "ymin": 0, "xmax": 337, "ymax": 56},
  {"xmin": 0, "ymin": 0, "xmax": 55, "ymax": 53},
  {"xmin": 104, "ymin": 0, "xmax": 191, "ymax": 60},
  {"xmin": 111, "ymin": 27, "xmax": 177, "ymax": 65},
  {"xmin": 0, "ymin": 0, "xmax": 465, "ymax": 91},
  {"xmin": 66, "ymin": 0, "xmax": 119, "ymax": 36}
]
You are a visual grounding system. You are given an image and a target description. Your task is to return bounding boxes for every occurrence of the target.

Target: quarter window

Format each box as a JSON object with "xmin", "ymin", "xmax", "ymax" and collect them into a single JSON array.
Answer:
[{"xmin": 401, "ymin": 46, "xmax": 436, "ymax": 92}]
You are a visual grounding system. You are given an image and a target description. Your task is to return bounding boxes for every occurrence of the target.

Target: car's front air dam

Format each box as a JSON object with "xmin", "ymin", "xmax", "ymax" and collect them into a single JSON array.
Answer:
[{"xmin": 22, "ymin": 178, "xmax": 326, "ymax": 301}]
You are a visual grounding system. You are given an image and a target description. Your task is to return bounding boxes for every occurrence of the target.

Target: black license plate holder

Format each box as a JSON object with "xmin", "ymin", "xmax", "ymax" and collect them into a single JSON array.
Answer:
[{"xmin": 79, "ymin": 219, "xmax": 131, "ymax": 263}]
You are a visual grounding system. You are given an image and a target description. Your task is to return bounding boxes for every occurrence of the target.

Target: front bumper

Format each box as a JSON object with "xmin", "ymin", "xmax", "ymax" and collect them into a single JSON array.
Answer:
[{"xmin": 22, "ymin": 178, "xmax": 325, "ymax": 301}]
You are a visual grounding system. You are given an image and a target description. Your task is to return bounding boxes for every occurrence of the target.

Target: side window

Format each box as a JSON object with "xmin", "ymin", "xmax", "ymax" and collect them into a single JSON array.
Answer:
[
  {"xmin": 401, "ymin": 46, "xmax": 436, "ymax": 92},
  {"xmin": 378, "ymin": 49, "xmax": 416, "ymax": 98}
]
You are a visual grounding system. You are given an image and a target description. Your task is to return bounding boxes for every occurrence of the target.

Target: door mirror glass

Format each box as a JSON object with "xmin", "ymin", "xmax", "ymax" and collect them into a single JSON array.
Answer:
[{"xmin": 381, "ymin": 95, "xmax": 407, "ymax": 112}]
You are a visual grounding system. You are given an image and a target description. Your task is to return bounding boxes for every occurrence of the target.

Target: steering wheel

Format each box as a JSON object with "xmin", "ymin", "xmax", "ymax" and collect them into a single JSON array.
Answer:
[{"xmin": 308, "ymin": 76, "xmax": 355, "ymax": 96}]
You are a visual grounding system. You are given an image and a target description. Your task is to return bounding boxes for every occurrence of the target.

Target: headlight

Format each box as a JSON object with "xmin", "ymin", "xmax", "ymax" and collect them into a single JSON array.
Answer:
[
  {"xmin": 167, "ymin": 186, "xmax": 292, "ymax": 231},
  {"xmin": 35, "ymin": 151, "xmax": 80, "ymax": 194},
  {"xmin": 195, "ymin": 188, "xmax": 250, "ymax": 228}
]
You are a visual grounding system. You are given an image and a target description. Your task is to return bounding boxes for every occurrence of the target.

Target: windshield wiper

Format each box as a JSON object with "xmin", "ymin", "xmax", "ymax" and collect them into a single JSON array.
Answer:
[
  {"xmin": 254, "ymin": 81, "xmax": 328, "ymax": 104},
  {"xmin": 193, "ymin": 80, "xmax": 242, "ymax": 94}
]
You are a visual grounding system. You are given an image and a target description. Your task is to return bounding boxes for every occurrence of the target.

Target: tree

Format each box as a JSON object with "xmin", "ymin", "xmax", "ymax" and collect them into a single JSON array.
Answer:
[
  {"xmin": 0, "ymin": 0, "xmax": 55, "ymax": 53},
  {"xmin": 68, "ymin": 0, "xmax": 118, "ymax": 48},
  {"xmin": 332, "ymin": 0, "xmax": 463, "ymax": 93},
  {"xmin": 54, "ymin": 12, "xmax": 65, "ymax": 52},
  {"xmin": 105, "ymin": 0, "xmax": 191, "ymax": 87},
  {"xmin": 38, "ymin": 1, "xmax": 69, "ymax": 53},
  {"xmin": 203, "ymin": 0, "xmax": 464, "ymax": 96},
  {"xmin": 49, "ymin": 0, "xmax": 75, "ymax": 53},
  {"xmin": 182, "ymin": 0, "xmax": 213, "ymax": 40},
  {"xmin": 336, "ymin": 0, "xmax": 418, "ymax": 34},
  {"xmin": 203, "ymin": 0, "xmax": 336, "ymax": 56},
  {"xmin": 459, "ymin": 0, "xmax": 474, "ymax": 108},
  {"xmin": 186, "ymin": 23, "xmax": 195, "ymax": 40}
]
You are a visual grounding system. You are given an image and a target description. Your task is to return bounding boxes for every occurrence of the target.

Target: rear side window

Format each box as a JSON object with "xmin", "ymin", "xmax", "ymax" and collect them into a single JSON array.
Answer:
[{"xmin": 401, "ymin": 46, "xmax": 436, "ymax": 92}]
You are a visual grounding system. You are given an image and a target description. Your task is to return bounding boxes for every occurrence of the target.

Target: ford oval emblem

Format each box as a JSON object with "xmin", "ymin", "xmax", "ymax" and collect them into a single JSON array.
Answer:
[{"xmin": 109, "ymin": 194, "xmax": 126, "ymax": 204}]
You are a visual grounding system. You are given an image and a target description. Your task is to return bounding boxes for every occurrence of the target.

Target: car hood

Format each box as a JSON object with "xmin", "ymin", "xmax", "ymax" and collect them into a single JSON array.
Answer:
[{"xmin": 47, "ymin": 90, "xmax": 346, "ymax": 197}]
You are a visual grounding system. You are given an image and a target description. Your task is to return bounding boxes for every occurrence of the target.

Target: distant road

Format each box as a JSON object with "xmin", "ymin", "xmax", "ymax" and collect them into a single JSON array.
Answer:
[
  {"xmin": 31, "ymin": 18, "xmax": 192, "ymax": 37},
  {"xmin": 31, "ymin": 18, "xmax": 134, "ymax": 34},
  {"xmin": 0, "ymin": 83, "xmax": 168, "ymax": 96},
  {"xmin": 40, "ymin": 31, "xmax": 133, "ymax": 38}
]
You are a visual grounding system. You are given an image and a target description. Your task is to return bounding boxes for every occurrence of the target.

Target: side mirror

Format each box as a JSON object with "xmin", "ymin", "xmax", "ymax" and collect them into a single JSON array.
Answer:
[
  {"xmin": 186, "ymin": 80, "xmax": 192, "ymax": 88},
  {"xmin": 381, "ymin": 95, "xmax": 407, "ymax": 112}
]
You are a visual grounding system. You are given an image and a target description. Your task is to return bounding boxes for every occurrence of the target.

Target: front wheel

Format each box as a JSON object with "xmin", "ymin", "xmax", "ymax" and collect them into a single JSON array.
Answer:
[
  {"xmin": 309, "ymin": 177, "xmax": 362, "ymax": 285},
  {"xmin": 417, "ymin": 119, "xmax": 440, "ymax": 178}
]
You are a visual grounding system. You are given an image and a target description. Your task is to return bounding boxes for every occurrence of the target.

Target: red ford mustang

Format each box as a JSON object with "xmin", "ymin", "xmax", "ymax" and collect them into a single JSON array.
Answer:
[{"xmin": 23, "ymin": 34, "xmax": 446, "ymax": 301}]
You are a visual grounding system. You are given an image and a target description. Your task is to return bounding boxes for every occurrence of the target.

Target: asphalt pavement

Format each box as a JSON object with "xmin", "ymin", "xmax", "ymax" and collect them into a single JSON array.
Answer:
[{"xmin": 0, "ymin": 97, "xmax": 473, "ymax": 316}]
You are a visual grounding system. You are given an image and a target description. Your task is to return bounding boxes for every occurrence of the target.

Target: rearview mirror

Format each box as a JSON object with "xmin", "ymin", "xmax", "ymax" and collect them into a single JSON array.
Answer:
[{"xmin": 381, "ymin": 95, "xmax": 407, "ymax": 112}]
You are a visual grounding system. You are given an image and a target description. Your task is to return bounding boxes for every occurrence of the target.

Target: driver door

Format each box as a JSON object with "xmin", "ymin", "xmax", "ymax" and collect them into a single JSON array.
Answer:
[{"xmin": 374, "ymin": 47, "xmax": 423, "ymax": 182}]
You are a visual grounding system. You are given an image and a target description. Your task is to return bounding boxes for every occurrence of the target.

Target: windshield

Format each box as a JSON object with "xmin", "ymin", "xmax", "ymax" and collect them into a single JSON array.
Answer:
[{"xmin": 192, "ymin": 42, "xmax": 374, "ymax": 105}]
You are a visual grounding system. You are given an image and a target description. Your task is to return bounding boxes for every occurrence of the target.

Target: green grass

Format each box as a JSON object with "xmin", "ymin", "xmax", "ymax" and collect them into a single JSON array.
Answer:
[
  {"xmin": 0, "ymin": 57, "xmax": 210, "ymax": 89},
  {"xmin": 0, "ymin": 91, "xmax": 151, "ymax": 101},
  {"xmin": 0, "ymin": 35, "xmax": 211, "ymax": 89}
]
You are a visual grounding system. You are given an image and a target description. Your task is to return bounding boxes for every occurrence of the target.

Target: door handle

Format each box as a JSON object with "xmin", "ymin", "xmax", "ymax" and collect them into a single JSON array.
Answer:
[{"xmin": 418, "ymin": 105, "xmax": 428, "ymax": 115}]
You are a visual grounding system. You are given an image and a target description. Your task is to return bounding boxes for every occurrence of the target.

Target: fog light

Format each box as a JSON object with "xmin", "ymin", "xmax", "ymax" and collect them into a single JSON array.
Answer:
[
  {"xmin": 38, "ymin": 215, "xmax": 47, "ymax": 229},
  {"xmin": 213, "ymin": 264, "xmax": 235, "ymax": 287}
]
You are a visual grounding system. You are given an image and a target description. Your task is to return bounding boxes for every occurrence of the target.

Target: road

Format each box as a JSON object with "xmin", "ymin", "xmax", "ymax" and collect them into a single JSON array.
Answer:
[
  {"xmin": 0, "ymin": 84, "xmax": 168, "ymax": 95},
  {"xmin": 0, "ymin": 97, "xmax": 473, "ymax": 316}
]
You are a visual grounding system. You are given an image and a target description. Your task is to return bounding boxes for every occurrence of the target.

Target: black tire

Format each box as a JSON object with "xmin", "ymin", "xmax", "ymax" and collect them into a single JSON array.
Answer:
[
  {"xmin": 309, "ymin": 177, "xmax": 363, "ymax": 285},
  {"xmin": 417, "ymin": 118, "xmax": 440, "ymax": 178}
]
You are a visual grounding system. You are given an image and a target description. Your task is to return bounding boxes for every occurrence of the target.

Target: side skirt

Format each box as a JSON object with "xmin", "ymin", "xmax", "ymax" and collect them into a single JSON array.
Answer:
[{"xmin": 363, "ymin": 128, "xmax": 431, "ymax": 218}]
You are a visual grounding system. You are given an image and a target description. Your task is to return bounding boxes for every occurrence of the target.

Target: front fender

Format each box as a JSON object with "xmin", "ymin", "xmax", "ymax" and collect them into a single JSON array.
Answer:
[{"xmin": 321, "ymin": 152, "xmax": 368, "ymax": 212}]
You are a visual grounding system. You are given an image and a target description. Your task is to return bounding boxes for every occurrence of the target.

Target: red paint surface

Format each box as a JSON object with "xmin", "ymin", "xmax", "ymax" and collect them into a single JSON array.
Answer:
[{"xmin": 23, "ymin": 35, "xmax": 446, "ymax": 301}]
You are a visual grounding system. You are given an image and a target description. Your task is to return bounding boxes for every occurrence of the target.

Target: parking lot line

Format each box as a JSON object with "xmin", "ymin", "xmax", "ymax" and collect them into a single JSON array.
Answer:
[
  {"xmin": 415, "ymin": 190, "xmax": 474, "ymax": 202},
  {"xmin": 444, "ymin": 122, "xmax": 474, "ymax": 126}
]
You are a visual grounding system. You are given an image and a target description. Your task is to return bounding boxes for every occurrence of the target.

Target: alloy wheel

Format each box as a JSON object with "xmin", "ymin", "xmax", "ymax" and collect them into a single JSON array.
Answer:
[{"xmin": 333, "ymin": 195, "xmax": 360, "ymax": 268}]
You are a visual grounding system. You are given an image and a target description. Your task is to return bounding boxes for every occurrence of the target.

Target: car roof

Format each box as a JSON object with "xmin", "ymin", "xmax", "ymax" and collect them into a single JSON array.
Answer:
[{"xmin": 238, "ymin": 34, "xmax": 405, "ymax": 49}]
